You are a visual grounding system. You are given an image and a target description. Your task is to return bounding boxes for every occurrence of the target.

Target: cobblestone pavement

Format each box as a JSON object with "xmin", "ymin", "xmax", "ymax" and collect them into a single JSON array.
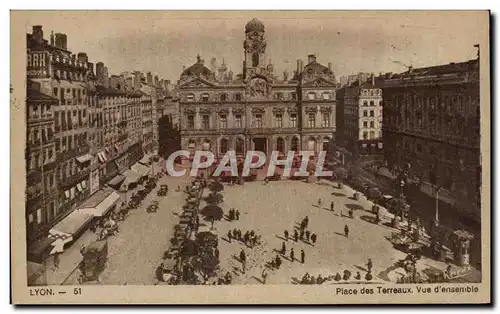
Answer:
[{"xmin": 205, "ymin": 179, "xmax": 481, "ymax": 284}]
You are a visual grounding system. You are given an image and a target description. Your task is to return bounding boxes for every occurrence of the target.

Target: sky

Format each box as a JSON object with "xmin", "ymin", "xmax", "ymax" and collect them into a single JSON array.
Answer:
[{"xmin": 15, "ymin": 11, "xmax": 488, "ymax": 82}]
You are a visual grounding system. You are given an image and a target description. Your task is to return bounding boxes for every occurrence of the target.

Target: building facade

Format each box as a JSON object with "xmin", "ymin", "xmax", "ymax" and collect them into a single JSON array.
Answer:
[
  {"xmin": 382, "ymin": 59, "xmax": 481, "ymax": 216},
  {"xmin": 26, "ymin": 26, "xmax": 95, "ymax": 243},
  {"xmin": 178, "ymin": 18, "xmax": 337, "ymax": 157},
  {"xmin": 337, "ymin": 77, "xmax": 384, "ymax": 157}
]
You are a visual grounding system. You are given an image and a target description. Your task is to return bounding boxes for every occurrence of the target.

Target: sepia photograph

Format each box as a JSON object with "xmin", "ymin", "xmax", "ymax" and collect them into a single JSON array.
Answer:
[{"xmin": 10, "ymin": 10, "xmax": 490, "ymax": 304}]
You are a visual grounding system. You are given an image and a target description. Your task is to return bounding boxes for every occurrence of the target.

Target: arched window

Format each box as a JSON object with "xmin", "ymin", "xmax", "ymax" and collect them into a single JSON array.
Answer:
[
  {"xmin": 201, "ymin": 93, "xmax": 210, "ymax": 102},
  {"xmin": 370, "ymin": 100, "xmax": 375, "ymax": 106},
  {"xmin": 307, "ymin": 137, "xmax": 316, "ymax": 152},
  {"xmin": 370, "ymin": 131, "xmax": 375, "ymax": 139},
  {"xmin": 363, "ymin": 131, "xmax": 368, "ymax": 140},
  {"xmin": 220, "ymin": 93, "xmax": 227, "ymax": 102},
  {"xmin": 235, "ymin": 93, "xmax": 242, "ymax": 101},
  {"xmin": 277, "ymin": 137, "xmax": 285, "ymax": 153},
  {"xmin": 291, "ymin": 137, "xmax": 299, "ymax": 151},
  {"xmin": 322, "ymin": 137, "xmax": 330, "ymax": 151},
  {"xmin": 202, "ymin": 139, "xmax": 211, "ymax": 151},
  {"xmin": 363, "ymin": 100, "xmax": 368, "ymax": 106},
  {"xmin": 236, "ymin": 138, "xmax": 244, "ymax": 155},
  {"xmin": 220, "ymin": 138, "xmax": 228, "ymax": 154},
  {"xmin": 252, "ymin": 53, "xmax": 259, "ymax": 67}
]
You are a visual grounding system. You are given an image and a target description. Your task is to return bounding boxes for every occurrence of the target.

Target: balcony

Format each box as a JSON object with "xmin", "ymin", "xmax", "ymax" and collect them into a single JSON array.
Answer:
[{"xmin": 56, "ymin": 145, "xmax": 90, "ymax": 163}]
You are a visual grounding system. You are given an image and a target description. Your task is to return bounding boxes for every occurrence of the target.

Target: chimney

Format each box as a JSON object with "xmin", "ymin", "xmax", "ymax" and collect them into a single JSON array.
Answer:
[
  {"xmin": 50, "ymin": 31, "xmax": 54, "ymax": 45},
  {"xmin": 126, "ymin": 77, "xmax": 133, "ymax": 92},
  {"xmin": 54, "ymin": 33, "xmax": 67, "ymax": 50},
  {"xmin": 71, "ymin": 54, "xmax": 76, "ymax": 61},
  {"xmin": 228, "ymin": 70, "xmax": 233, "ymax": 81},
  {"xmin": 371, "ymin": 74, "xmax": 375, "ymax": 86},
  {"xmin": 32, "ymin": 25, "xmax": 43, "ymax": 43},
  {"xmin": 133, "ymin": 71, "xmax": 141, "ymax": 91},
  {"xmin": 308, "ymin": 54, "xmax": 316, "ymax": 64},
  {"xmin": 110, "ymin": 75, "xmax": 120, "ymax": 90},
  {"xmin": 96, "ymin": 62, "xmax": 105, "ymax": 84},
  {"xmin": 408, "ymin": 65, "xmax": 413, "ymax": 74},
  {"xmin": 146, "ymin": 72, "xmax": 153, "ymax": 85},
  {"xmin": 154, "ymin": 75, "xmax": 159, "ymax": 87},
  {"xmin": 77, "ymin": 52, "xmax": 88, "ymax": 63},
  {"xmin": 328, "ymin": 62, "xmax": 332, "ymax": 71},
  {"xmin": 297, "ymin": 59, "xmax": 304, "ymax": 74},
  {"xmin": 283, "ymin": 70, "xmax": 289, "ymax": 82}
]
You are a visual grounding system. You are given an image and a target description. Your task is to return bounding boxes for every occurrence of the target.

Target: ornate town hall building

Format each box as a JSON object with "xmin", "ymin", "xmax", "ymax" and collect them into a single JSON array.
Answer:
[{"xmin": 178, "ymin": 18, "xmax": 337, "ymax": 157}]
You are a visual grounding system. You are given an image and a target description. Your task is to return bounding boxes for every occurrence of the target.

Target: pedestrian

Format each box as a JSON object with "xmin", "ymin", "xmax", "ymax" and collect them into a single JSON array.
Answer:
[
  {"xmin": 311, "ymin": 233, "xmax": 317, "ymax": 245},
  {"xmin": 264, "ymin": 177, "xmax": 269, "ymax": 185},
  {"xmin": 318, "ymin": 198, "xmax": 322, "ymax": 208},
  {"xmin": 53, "ymin": 253, "xmax": 60, "ymax": 270},
  {"xmin": 233, "ymin": 228, "xmax": 238, "ymax": 240},
  {"xmin": 344, "ymin": 225, "xmax": 349, "ymax": 238},
  {"xmin": 367, "ymin": 258, "xmax": 373, "ymax": 273},
  {"xmin": 281, "ymin": 242, "xmax": 286, "ymax": 256},
  {"xmin": 227, "ymin": 231, "xmax": 232, "ymax": 243},
  {"xmin": 214, "ymin": 247, "xmax": 219, "ymax": 259},
  {"xmin": 250, "ymin": 230, "xmax": 255, "ymax": 237},
  {"xmin": 294, "ymin": 229, "xmax": 299, "ymax": 242},
  {"xmin": 284, "ymin": 230, "xmax": 289, "ymax": 240},
  {"xmin": 240, "ymin": 249, "xmax": 246, "ymax": 273},
  {"xmin": 300, "ymin": 229, "xmax": 305, "ymax": 241},
  {"xmin": 290, "ymin": 248, "xmax": 295, "ymax": 262},
  {"xmin": 275, "ymin": 255, "xmax": 282, "ymax": 269},
  {"xmin": 304, "ymin": 216, "xmax": 309, "ymax": 228},
  {"xmin": 355, "ymin": 271, "xmax": 361, "ymax": 280},
  {"xmin": 330, "ymin": 201, "xmax": 335, "ymax": 212},
  {"xmin": 236, "ymin": 210, "xmax": 240, "ymax": 220},
  {"xmin": 306, "ymin": 230, "xmax": 311, "ymax": 242},
  {"xmin": 301, "ymin": 249, "xmax": 305, "ymax": 264},
  {"xmin": 244, "ymin": 231, "xmax": 250, "ymax": 244},
  {"xmin": 238, "ymin": 229, "xmax": 242, "ymax": 242},
  {"xmin": 229, "ymin": 208, "xmax": 234, "ymax": 220},
  {"xmin": 261, "ymin": 268, "xmax": 268, "ymax": 284}
]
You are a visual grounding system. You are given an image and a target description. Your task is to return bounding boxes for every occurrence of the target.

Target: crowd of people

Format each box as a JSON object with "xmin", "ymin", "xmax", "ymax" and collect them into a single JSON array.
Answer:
[{"xmin": 227, "ymin": 228, "xmax": 262, "ymax": 248}]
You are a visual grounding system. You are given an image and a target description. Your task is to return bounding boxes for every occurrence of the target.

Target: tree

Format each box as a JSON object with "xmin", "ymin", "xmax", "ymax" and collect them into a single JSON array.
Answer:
[
  {"xmin": 206, "ymin": 192, "xmax": 224, "ymax": 205},
  {"xmin": 200, "ymin": 205, "xmax": 224, "ymax": 229},
  {"xmin": 209, "ymin": 181, "xmax": 224, "ymax": 193}
]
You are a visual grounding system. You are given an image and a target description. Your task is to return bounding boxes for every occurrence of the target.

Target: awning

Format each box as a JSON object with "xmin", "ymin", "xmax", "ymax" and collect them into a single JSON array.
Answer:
[
  {"xmin": 107, "ymin": 174, "xmax": 126, "ymax": 186},
  {"xmin": 76, "ymin": 154, "xmax": 92, "ymax": 163},
  {"xmin": 115, "ymin": 144, "xmax": 119, "ymax": 151},
  {"xmin": 49, "ymin": 210, "xmax": 93, "ymax": 242},
  {"xmin": 131, "ymin": 163, "xmax": 151, "ymax": 177},
  {"xmin": 76, "ymin": 183, "xmax": 83, "ymax": 192},
  {"xmin": 70, "ymin": 187, "xmax": 75, "ymax": 199},
  {"xmin": 79, "ymin": 189, "xmax": 120, "ymax": 217},
  {"xmin": 98, "ymin": 152, "xmax": 106, "ymax": 163},
  {"xmin": 120, "ymin": 170, "xmax": 141, "ymax": 190},
  {"xmin": 81, "ymin": 180, "xmax": 87, "ymax": 189},
  {"xmin": 102, "ymin": 152, "xmax": 108, "ymax": 162},
  {"xmin": 105, "ymin": 147, "xmax": 110, "ymax": 153},
  {"xmin": 65, "ymin": 190, "xmax": 70, "ymax": 199},
  {"xmin": 139, "ymin": 153, "xmax": 152, "ymax": 165},
  {"xmin": 27, "ymin": 237, "xmax": 56, "ymax": 263}
]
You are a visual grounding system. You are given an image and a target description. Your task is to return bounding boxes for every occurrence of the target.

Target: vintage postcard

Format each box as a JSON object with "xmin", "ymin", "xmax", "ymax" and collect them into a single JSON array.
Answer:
[{"xmin": 10, "ymin": 10, "xmax": 490, "ymax": 304}]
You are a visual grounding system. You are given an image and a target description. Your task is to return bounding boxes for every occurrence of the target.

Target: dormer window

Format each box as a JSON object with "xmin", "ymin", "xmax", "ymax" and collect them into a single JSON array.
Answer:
[
  {"xmin": 201, "ymin": 93, "xmax": 210, "ymax": 102},
  {"xmin": 186, "ymin": 94, "xmax": 195, "ymax": 102}
]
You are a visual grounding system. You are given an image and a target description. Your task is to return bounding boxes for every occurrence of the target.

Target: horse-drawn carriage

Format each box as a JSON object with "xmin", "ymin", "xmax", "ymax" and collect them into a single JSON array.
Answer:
[
  {"xmin": 147, "ymin": 200, "xmax": 159, "ymax": 213},
  {"xmin": 97, "ymin": 219, "xmax": 119, "ymax": 241},
  {"xmin": 78, "ymin": 240, "xmax": 108, "ymax": 284},
  {"xmin": 157, "ymin": 184, "xmax": 168, "ymax": 196}
]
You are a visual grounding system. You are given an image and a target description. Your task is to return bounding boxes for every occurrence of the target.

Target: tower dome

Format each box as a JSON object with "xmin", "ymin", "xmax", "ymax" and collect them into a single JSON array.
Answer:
[{"xmin": 245, "ymin": 18, "xmax": 265, "ymax": 33}]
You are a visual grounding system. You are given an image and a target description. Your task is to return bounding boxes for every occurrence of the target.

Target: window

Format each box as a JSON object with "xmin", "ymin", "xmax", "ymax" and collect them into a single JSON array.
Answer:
[
  {"xmin": 187, "ymin": 115, "xmax": 194, "ymax": 130},
  {"xmin": 322, "ymin": 113, "xmax": 330, "ymax": 127},
  {"xmin": 186, "ymin": 94, "xmax": 195, "ymax": 102},
  {"xmin": 370, "ymin": 100, "xmax": 375, "ymax": 106},
  {"xmin": 370, "ymin": 131, "xmax": 375, "ymax": 139},
  {"xmin": 370, "ymin": 110, "xmax": 374, "ymax": 117},
  {"xmin": 363, "ymin": 131, "xmax": 368, "ymax": 140},
  {"xmin": 255, "ymin": 114, "xmax": 263, "ymax": 128},
  {"xmin": 322, "ymin": 92, "xmax": 330, "ymax": 100},
  {"xmin": 363, "ymin": 121, "xmax": 368, "ymax": 128},
  {"xmin": 235, "ymin": 114, "xmax": 242, "ymax": 128},
  {"xmin": 220, "ymin": 93, "xmax": 227, "ymax": 102},
  {"xmin": 308, "ymin": 113, "xmax": 316, "ymax": 128},
  {"xmin": 201, "ymin": 94, "xmax": 209, "ymax": 102},
  {"xmin": 276, "ymin": 92, "xmax": 283, "ymax": 100},
  {"xmin": 307, "ymin": 92, "xmax": 316, "ymax": 100},
  {"xmin": 370, "ymin": 121, "xmax": 375, "ymax": 128},
  {"xmin": 219, "ymin": 114, "xmax": 227, "ymax": 129},
  {"xmin": 275, "ymin": 114, "xmax": 283, "ymax": 128},
  {"xmin": 202, "ymin": 115, "xmax": 210, "ymax": 129},
  {"xmin": 363, "ymin": 110, "xmax": 368, "ymax": 117},
  {"xmin": 220, "ymin": 138, "xmax": 229, "ymax": 154},
  {"xmin": 416, "ymin": 143, "xmax": 422, "ymax": 153},
  {"xmin": 236, "ymin": 138, "xmax": 244, "ymax": 154},
  {"xmin": 290, "ymin": 114, "xmax": 297, "ymax": 127},
  {"xmin": 291, "ymin": 137, "xmax": 299, "ymax": 151},
  {"xmin": 36, "ymin": 208, "xmax": 42, "ymax": 224},
  {"xmin": 363, "ymin": 100, "xmax": 368, "ymax": 106},
  {"xmin": 277, "ymin": 137, "xmax": 285, "ymax": 153},
  {"xmin": 291, "ymin": 92, "xmax": 297, "ymax": 100},
  {"xmin": 235, "ymin": 93, "xmax": 242, "ymax": 101}
]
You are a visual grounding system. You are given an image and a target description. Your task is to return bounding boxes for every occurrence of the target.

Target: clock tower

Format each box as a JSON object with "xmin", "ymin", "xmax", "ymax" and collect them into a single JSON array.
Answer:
[{"xmin": 243, "ymin": 18, "xmax": 267, "ymax": 79}]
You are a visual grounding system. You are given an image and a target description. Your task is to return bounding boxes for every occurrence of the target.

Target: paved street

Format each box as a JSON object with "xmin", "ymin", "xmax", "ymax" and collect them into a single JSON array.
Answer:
[
  {"xmin": 202, "ymin": 179, "xmax": 481, "ymax": 284},
  {"xmin": 62, "ymin": 174, "xmax": 190, "ymax": 285}
]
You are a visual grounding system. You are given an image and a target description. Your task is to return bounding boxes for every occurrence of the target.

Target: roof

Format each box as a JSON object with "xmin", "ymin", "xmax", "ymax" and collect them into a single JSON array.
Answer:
[
  {"xmin": 391, "ymin": 59, "xmax": 479, "ymax": 79},
  {"xmin": 181, "ymin": 55, "xmax": 215, "ymax": 80},
  {"xmin": 293, "ymin": 60, "xmax": 334, "ymax": 81},
  {"xmin": 27, "ymin": 88, "xmax": 58, "ymax": 103},
  {"xmin": 245, "ymin": 18, "xmax": 265, "ymax": 33},
  {"xmin": 96, "ymin": 85, "xmax": 126, "ymax": 96},
  {"xmin": 79, "ymin": 187, "xmax": 114, "ymax": 208}
]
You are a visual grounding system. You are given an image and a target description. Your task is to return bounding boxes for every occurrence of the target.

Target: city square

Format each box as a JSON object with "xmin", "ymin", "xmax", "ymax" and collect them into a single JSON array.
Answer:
[{"xmin": 21, "ymin": 12, "xmax": 484, "ymax": 290}]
